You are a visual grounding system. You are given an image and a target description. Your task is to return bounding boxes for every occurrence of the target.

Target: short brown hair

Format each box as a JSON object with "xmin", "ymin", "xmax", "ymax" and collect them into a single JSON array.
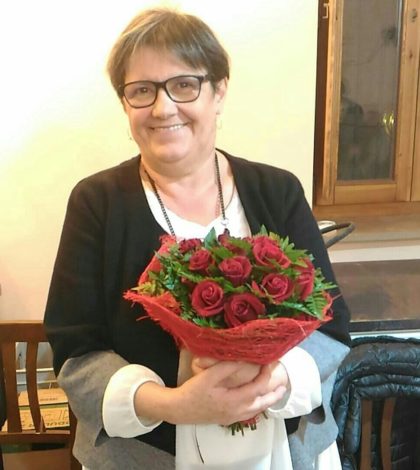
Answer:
[{"xmin": 107, "ymin": 8, "xmax": 230, "ymax": 99}]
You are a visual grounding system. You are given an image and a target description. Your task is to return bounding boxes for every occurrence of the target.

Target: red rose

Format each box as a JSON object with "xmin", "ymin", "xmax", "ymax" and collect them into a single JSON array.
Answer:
[
  {"xmin": 191, "ymin": 280, "xmax": 224, "ymax": 317},
  {"xmin": 138, "ymin": 237, "xmax": 175, "ymax": 284},
  {"xmin": 138, "ymin": 256, "xmax": 162, "ymax": 284},
  {"xmin": 218, "ymin": 232, "xmax": 231, "ymax": 247},
  {"xmin": 159, "ymin": 234, "xmax": 176, "ymax": 246},
  {"xmin": 296, "ymin": 258, "xmax": 315, "ymax": 300},
  {"xmin": 179, "ymin": 238, "xmax": 202, "ymax": 254},
  {"xmin": 261, "ymin": 273, "xmax": 294, "ymax": 303},
  {"xmin": 218, "ymin": 256, "xmax": 252, "ymax": 286},
  {"xmin": 189, "ymin": 249, "xmax": 213, "ymax": 273},
  {"xmin": 252, "ymin": 236, "xmax": 290, "ymax": 268},
  {"xmin": 224, "ymin": 293, "xmax": 266, "ymax": 327},
  {"xmin": 157, "ymin": 292, "xmax": 181, "ymax": 315},
  {"xmin": 218, "ymin": 233, "xmax": 247, "ymax": 255},
  {"xmin": 181, "ymin": 277, "xmax": 196, "ymax": 291}
]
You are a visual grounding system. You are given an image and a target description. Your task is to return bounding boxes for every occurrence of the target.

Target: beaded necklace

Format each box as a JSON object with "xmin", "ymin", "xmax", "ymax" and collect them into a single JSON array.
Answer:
[{"xmin": 144, "ymin": 153, "xmax": 228, "ymax": 236}]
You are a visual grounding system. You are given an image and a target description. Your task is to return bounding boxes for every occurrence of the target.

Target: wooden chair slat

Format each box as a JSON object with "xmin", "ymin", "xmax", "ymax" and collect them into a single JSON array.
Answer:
[
  {"xmin": 360, "ymin": 399, "xmax": 373, "ymax": 470},
  {"xmin": 26, "ymin": 342, "xmax": 46, "ymax": 433},
  {"xmin": 1, "ymin": 342, "xmax": 21, "ymax": 433},
  {"xmin": 380, "ymin": 397, "xmax": 396, "ymax": 470},
  {"xmin": 0, "ymin": 322, "xmax": 47, "ymax": 343}
]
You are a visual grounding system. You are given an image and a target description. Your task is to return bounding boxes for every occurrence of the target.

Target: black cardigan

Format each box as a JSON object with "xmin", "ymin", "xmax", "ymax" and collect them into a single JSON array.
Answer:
[{"xmin": 44, "ymin": 151, "xmax": 351, "ymax": 454}]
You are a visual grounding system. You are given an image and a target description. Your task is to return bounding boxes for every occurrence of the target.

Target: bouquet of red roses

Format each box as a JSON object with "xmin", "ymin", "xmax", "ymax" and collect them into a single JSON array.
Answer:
[
  {"xmin": 124, "ymin": 228, "xmax": 333, "ymax": 366},
  {"xmin": 125, "ymin": 228, "xmax": 334, "ymax": 434}
]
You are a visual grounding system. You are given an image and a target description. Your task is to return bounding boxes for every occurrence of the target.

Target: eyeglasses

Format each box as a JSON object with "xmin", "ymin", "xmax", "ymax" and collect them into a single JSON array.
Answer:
[{"xmin": 121, "ymin": 75, "xmax": 209, "ymax": 109}]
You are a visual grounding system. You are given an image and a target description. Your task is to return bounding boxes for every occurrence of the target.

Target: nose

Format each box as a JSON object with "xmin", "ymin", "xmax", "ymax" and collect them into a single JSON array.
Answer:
[{"xmin": 151, "ymin": 87, "xmax": 177, "ymax": 118}]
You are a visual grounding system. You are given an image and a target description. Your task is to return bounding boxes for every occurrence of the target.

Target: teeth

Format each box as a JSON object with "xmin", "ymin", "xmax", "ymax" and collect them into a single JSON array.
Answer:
[{"xmin": 154, "ymin": 124, "xmax": 185, "ymax": 131}]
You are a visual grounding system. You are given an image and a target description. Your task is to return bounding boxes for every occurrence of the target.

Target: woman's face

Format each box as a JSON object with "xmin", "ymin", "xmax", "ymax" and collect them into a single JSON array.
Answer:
[{"xmin": 123, "ymin": 46, "xmax": 227, "ymax": 169}]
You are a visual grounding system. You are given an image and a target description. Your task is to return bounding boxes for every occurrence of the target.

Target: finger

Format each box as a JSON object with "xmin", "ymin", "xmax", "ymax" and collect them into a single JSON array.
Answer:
[
  {"xmin": 230, "ymin": 363, "xmax": 278, "ymax": 397},
  {"xmin": 265, "ymin": 361, "xmax": 289, "ymax": 388},
  {"xmin": 201, "ymin": 360, "xmax": 244, "ymax": 385},
  {"xmin": 194, "ymin": 356, "xmax": 219, "ymax": 369},
  {"xmin": 191, "ymin": 361, "xmax": 205, "ymax": 376},
  {"xmin": 249, "ymin": 364, "xmax": 273, "ymax": 393},
  {"xmin": 246, "ymin": 385, "xmax": 288, "ymax": 417}
]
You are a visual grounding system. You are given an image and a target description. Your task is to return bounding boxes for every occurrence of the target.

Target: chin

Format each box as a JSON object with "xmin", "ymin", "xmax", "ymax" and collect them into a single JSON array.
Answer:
[{"xmin": 150, "ymin": 145, "xmax": 190, "ymax": 164}]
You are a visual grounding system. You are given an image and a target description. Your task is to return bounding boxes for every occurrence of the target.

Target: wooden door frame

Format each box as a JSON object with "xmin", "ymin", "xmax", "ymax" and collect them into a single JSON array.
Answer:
[
  {"xmin": 412, "ymin": 52, "xmax": 420, "ymax": 200},
  {"xmin": 313, "ymin": 0, "xmax": 420, "ymax": 212},
  {"xmin": 314, "ymin": 0, "xmax": 343, "ymax": 206},
  {"xmin": 395, "ymin": 0, "xmax": 420, "ymax": 200}
]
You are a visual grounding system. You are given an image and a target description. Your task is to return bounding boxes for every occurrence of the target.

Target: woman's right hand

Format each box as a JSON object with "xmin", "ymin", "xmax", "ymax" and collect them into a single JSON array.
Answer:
[{"xmin": 134, "ymin": 357, "xmax": 287, "ymax": 426}]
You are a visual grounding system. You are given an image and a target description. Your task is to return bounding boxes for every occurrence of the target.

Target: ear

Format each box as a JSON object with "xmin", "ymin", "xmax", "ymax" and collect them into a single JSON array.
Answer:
[
  {"xmin": 214, "ymin": 78, "xmax": 228, "ymax": 115},
  {"xmin": 122, "ymin": 97, "xmax": 129, "ymax": 114}
]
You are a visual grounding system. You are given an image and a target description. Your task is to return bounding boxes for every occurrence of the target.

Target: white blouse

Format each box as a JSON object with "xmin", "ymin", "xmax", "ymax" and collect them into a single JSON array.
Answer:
[{"xmin": 97, "ymin": 180, "xmax": 342, "ymax": 470}]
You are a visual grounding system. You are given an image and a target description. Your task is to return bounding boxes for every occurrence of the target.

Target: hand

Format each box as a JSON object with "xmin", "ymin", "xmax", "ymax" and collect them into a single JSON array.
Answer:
[
  {"xmin": 173, "ymin": 359, "xmax": 288, "ymax": 425},
  {"xmin": 192, "ymin": 356, "xmax": 261, "ymax": 388},
  {"xmin": 134, "ymin": 359, "xmax": 289, "ymax": 426},
  {"xmin": 259, "ymin": 361, "xmax": 290, "ymax": 394}
]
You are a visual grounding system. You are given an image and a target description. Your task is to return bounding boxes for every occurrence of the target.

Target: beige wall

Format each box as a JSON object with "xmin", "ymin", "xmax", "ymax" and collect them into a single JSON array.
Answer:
[{"xmin": 0, "ymin": 0, "xmax": 318, "ymax": 320}]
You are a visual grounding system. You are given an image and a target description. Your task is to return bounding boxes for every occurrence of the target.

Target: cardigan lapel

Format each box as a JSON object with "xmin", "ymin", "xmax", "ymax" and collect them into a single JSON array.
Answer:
[{"xmin": 224, "ymin": 152, "xmax": 280, "ymax": 235}]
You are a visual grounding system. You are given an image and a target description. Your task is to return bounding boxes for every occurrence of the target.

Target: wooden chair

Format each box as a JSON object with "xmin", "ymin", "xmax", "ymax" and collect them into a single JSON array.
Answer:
[
  {"xmin": 332, "ymin": 337, "xmax": 420, "ymax": 470},
  {"xmin": 359, "ymin": 397, "xmax": 396, "ymax": 470},
  {"xmin": 0, "ymin": 321, "xmax": 81, "ymax": 470}
]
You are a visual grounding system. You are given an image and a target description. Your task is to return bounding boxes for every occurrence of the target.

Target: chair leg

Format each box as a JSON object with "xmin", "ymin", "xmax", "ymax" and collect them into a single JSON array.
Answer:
[{"xmin": 68, "ymin": 407, "xmax": 82, "ymax": 469}]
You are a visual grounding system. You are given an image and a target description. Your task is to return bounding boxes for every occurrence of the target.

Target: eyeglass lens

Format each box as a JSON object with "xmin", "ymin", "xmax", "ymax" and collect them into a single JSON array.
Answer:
[{"xmin": 123, "ymin": 75, "xmax": 203, "ymax": 108}]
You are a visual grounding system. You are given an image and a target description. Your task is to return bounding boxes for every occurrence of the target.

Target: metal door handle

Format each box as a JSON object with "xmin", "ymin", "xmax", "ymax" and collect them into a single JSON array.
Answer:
[{"xmin": 322, "ymin": 2, "xmax": 329, "ymax": 20}]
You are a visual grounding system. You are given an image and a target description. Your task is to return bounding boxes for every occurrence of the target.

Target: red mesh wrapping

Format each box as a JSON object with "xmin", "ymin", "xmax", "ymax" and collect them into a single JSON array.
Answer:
[{"xmin": 124, "ymin": 290, "xmax": 331, "ymax": 364}]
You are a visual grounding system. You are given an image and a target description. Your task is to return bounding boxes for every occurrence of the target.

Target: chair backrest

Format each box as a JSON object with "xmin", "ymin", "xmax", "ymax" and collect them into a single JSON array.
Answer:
[
  {"xmin": 0, "ymin": 321, "xmax": 81, "ymax": 470},
  {"xmin": 332, "ymin": 337, "xmax": 420, "ymax": 470}
]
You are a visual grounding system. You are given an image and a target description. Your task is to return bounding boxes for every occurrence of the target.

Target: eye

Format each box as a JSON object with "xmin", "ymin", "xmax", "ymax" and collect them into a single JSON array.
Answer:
[
  {"xmin": 125, "ymin": 82, "xmax": 155, "ymax": 100},
  {"xmin": 169, "ymin": 77, "xmax": 200, "ymax": 95},
  {"xmin": 177, "ymin": 80, "xmax": 194, "ymax": 89},
  {"xmin": 133, "ymin": 84, "xmax": 154, "ymax": 95}
]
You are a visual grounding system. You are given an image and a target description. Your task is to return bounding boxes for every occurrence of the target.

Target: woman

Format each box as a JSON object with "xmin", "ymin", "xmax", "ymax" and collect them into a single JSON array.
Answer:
[{"xmin": 44, "ymin": 8, "xmax": 351, "ymax": 469}]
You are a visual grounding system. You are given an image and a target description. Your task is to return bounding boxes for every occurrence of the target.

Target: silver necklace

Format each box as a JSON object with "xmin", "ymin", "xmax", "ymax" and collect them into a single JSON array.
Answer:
[{"xmin": 144, "ymin": 153, "xmax": 228, "ymax": 237}]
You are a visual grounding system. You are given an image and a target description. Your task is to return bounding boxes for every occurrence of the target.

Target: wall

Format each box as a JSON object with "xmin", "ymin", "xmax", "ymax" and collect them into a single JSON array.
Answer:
[{"xmin": 0, "ymin": 0, "xmax": 318, "ymax": 320}]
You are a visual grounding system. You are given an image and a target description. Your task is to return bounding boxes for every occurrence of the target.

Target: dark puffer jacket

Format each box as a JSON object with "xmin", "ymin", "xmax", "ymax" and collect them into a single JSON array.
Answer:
[{"xmin": 331, "ymin": 336, "xmax": 420, "ymax": 470}]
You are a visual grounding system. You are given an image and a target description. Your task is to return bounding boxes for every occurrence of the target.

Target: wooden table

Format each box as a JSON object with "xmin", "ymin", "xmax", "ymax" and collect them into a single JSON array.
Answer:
[{"xmin": 332, "ymin": 259, "xmax": 420, "ymax": 333}]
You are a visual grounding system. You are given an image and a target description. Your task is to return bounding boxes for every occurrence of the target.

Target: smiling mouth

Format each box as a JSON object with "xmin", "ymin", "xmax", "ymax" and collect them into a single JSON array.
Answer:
[{"xmin": 152, "ymin": 123, "xmax": 187, "ymax": 132}]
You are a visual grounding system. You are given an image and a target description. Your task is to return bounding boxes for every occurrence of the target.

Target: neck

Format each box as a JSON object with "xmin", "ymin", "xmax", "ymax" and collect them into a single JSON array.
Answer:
[
  {"xmin": 140, "ymin": 150, "xmax": 233, "ymax": 229},
  {"xmin": 140, "ymin": 150, "xmax": 219, "ymax": 194}
]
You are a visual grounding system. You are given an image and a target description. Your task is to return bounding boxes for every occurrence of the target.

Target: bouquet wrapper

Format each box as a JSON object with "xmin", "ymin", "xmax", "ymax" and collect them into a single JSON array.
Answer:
[{"xmin": 124, "ymin": 290, "xmax": 331, "ymax": 365}]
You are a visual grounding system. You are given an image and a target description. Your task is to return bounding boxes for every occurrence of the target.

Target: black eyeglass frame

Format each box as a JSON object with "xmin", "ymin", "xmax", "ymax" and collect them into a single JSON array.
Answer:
[{"xmin": 120, "ymin": 74, "xmax": 210, "ymax": 109}]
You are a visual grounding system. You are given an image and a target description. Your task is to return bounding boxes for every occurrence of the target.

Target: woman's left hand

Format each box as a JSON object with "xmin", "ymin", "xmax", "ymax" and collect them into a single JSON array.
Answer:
[{"xmin": 259, "ymin": 361, "xmax": 290, "ymax": 395}]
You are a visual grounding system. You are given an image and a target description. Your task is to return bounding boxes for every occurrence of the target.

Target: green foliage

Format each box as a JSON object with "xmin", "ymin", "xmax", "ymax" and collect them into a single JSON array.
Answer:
[
  {"xmin": 138, "ymin": 226, "xmax": 335, "ymax": 326},
  {"xmin": 210, "ymin": 246, "xmax": 235, "ymax": 260},
  {"xmin": 257, "ymin": 226, "xmax": 269, "ymax": 236},
  {"xmin": 227, "ymin": 237, "xmax": 252, "ymax": 254},
  {"xmin": 203, "ymin": 227, "xmax": 217, "ymax": 248},
  {"xmin": 305, "ymin": 291, "xmax": 329, "ymax": 319},
  {"xmin": 191, "ymin": 315, "xmax": 224, "ymax": 329}
]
